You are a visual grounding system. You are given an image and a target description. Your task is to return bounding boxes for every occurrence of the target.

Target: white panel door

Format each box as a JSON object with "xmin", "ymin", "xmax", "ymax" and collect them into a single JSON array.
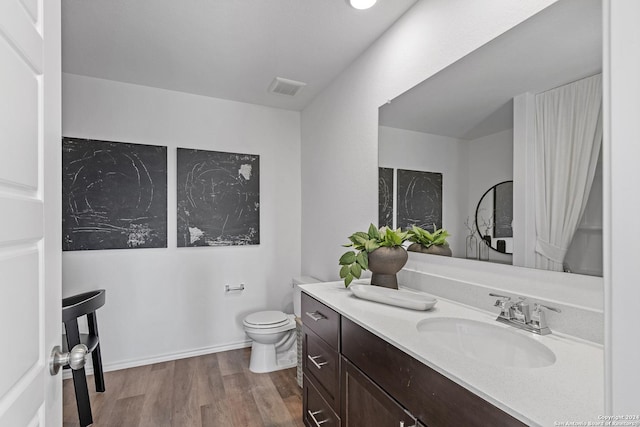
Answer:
[{"xmin": 0, "ymin": 0, "xmax": 62, "ymax": 425}]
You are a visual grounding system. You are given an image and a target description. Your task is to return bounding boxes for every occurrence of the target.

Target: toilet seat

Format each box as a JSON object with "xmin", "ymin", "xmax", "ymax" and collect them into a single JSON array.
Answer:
[{"xmin": 243, "ymin": 311, "xmax": 293, "ymax": 330}]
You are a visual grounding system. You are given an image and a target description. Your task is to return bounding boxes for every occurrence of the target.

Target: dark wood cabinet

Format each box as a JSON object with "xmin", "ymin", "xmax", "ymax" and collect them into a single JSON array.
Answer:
[
  {"xmin": 341, "ymin": 317, "xmax": 526, "ymax": 427},
  {"xmin": 301, "ymin": 292, "xmax": 524, "ymax": 427},
  {"xmin": 302, "ymin": 294, "xmax": 341, "ymax": 426},
  {"xmin": 341, "ymin": 357, "xmax": 416, "ymax": 427}
]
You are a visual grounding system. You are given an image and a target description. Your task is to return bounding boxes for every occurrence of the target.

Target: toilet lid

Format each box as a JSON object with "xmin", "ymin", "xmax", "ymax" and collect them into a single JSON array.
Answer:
[{"xmin": 244, "ymin": 311, "xmax": 289, "ymax": 328}]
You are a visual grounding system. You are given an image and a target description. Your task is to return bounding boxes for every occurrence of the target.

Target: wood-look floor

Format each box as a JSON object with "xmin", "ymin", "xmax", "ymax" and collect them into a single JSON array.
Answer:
[{"xmin": 63, "ymin": 347, "xmax": 304, "ymax": 427}]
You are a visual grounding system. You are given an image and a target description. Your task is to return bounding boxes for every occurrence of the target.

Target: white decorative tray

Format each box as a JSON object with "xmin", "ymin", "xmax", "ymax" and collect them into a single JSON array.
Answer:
[{"xmin": 349, "ymin": 284, "xmax": 437, "ymax": 311}]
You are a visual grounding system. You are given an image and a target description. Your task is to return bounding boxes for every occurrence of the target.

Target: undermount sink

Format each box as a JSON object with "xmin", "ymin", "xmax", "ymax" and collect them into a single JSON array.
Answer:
[{"xmin": 416, "ymin": 317, "xmax": 556, "ymax": 368}]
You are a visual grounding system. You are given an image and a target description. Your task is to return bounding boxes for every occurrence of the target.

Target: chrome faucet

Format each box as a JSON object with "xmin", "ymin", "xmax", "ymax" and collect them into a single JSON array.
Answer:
[
  {"xmin": 490, "ymin": 293, "xmax": 561, "ymax": 335},
  {"xmin": 512, "ymin": 297, "xmax": 531, "ymax": 324}
]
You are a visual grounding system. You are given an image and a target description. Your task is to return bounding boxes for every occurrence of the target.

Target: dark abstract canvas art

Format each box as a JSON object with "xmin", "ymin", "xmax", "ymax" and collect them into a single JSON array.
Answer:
[
  {"xmin": 493, "ymin": 181, "xmax": 513, "ymax": 238},
  {"xmin": 397, "ymin": 169, "xmax": 443, "ymax": 231},
  {"xmin": 62, "ymin": 137, "xmax": 167, "ymax": 251},
  {"xmin": 378, "ymin": 167, "xmax": 394, "ymax": 228},
  {"xmin": 177, "ymin": 148, "xmax": 260, "ymax": 247}
]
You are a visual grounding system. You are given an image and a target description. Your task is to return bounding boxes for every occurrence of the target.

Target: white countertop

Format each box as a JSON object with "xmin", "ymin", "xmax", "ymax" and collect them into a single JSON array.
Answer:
[{"xmin": 300, "ymin": 281, "xmax": 604, "ymax": 427}]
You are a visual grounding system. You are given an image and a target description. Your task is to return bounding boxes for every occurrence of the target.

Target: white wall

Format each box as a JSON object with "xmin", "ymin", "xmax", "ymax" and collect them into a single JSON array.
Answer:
[
  {"xmin": 300, "ymin": 0, "xmax": 557, "ymax": 280},
  {"xmin": 466, "ymin": 129, "xmax": 514, "ymax": 264},
  {"xmin": 605, "ymin": 0, "xmax": 640, "ymax": 413},
  {"xmin": 62, "ymin": 73, "xmax": 302, "ymax": 369},
  {"xmin": 378, "ymin": 126, "xmax": 467, "ymax": 254}
]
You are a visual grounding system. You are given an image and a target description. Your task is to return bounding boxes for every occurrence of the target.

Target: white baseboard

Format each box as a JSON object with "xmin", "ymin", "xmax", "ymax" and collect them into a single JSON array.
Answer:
[{"xmin": 63, "ymin": 340, "xmax": 252, "ymax": 380}]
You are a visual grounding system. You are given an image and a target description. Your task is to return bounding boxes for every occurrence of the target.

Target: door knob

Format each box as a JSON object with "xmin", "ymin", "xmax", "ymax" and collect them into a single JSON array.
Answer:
[{"xmin": 49, "ymin": 344, "xmax": 88, "ymax": 375}]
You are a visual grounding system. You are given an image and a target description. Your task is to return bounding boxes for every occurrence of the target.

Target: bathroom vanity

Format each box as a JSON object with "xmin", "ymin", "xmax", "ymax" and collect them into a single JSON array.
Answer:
[{"xmin": 301, "ymin": 282, "xmax": 603, "ymax": 426}]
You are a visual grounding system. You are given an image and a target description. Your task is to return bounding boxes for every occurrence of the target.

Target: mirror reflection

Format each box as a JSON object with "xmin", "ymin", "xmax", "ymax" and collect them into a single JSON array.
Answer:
[
  {"xmin": 475, "ymin": 181, "xmax": 513, "ymax": 258},
  {"xmin": 377, "ymin": 0, "xmax": 602, "ymax": 276}
]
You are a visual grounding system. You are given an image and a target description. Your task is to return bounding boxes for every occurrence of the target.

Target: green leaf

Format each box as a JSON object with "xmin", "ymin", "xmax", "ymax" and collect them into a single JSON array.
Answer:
[
  {"xmin": 351, "ymin": 263, "xmax": 362, "ymax": 278},
  {"xmin": 386, "ymin": 227, "xmax": 402, "ymax": 246},
  {"xmin": 368, "ymin": 223, "xmax": 380, "ymax": 240},
  {"xmin": 339, "ymin": 251, "xmax": 356, "ymax": 265},
  {"xmin": 353, "ymin": 231, "xmax": 369, "ymax": 240},
  {"xmin": 339, "ymin": 265, "xmax": 350, "ymax": 278},
  {"xmin": 353, "ymin": 235, "xmax": 369, "ymax": 246},
  {"xmin": 356, "ymin": 251, "xmax": 368, "ymax": 270},
  {"xmin": 364, "ymin": 239, "xmax": 380, "ymax": 253},
  {"xmin": 344, "ymin": 274, "xmax": 354, "ymax": 287}
]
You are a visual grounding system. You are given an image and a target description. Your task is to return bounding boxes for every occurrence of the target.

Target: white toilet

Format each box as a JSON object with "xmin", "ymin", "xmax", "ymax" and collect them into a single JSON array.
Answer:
[{"xmin": 243, "ymin": 276, "xmax": 319, "ymax": 373}]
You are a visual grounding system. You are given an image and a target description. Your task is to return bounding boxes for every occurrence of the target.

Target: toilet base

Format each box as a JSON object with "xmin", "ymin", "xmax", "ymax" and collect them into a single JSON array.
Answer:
[{"xmin": 249, "ymin": 341, "xmax": 297, "ymax": 373}]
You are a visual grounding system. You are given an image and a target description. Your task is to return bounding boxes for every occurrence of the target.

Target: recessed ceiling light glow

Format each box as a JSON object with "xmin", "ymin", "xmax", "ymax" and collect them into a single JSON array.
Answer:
[{"xmin": 349, "ymin": 0, "xmax": 377, "ymax": 10}]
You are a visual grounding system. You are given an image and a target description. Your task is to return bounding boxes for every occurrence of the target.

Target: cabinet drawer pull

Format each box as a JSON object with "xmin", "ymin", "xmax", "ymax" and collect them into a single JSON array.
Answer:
[
  {"xmin": 305, "ymin": 311, "xmax": 327, "ymax": 322},
  {"xmin": 307, "ymin": 354, "xmax": 329, "ymax": 370},
  {"xmin": 308, "ymin": 410, "xmax": 329, "ymax": 426}
]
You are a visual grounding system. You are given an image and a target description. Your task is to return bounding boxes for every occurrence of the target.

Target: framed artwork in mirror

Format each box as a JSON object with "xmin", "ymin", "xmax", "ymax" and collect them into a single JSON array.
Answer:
[
  {"xmin": 493, "ymin": 181, "xmax": 513, "ymax": 238},
  {"xmin": 397, "ymin": 169, "xmax": 442, "ymax": 231},
  {"xmin": 378, "ymin": 167, "xmax": 394, "ymax": 228}
]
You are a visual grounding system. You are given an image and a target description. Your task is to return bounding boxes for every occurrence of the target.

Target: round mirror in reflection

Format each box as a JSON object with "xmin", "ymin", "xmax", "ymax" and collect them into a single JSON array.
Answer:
[{"xmin": 475, "ymin": 181, "xmax": 513, "ymax": 254}]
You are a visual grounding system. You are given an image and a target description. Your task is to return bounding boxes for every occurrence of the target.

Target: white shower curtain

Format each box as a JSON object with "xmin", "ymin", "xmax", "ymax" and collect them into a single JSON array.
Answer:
[{"xmin": 534, "ymin": 74, "xmax": 603, "ymax": 271}]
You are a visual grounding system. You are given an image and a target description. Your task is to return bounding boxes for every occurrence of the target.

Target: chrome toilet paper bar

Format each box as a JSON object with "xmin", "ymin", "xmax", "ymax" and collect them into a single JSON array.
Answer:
[{"xmin": 225, "ymin": 283, "xmax": 245, "ymax": 292}]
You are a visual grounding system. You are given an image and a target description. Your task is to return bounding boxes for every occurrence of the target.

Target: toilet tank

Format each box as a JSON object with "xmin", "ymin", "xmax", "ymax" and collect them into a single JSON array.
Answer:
[{"xmin": 293, "ymin": 276, "xmax": 320, "ymax": 317}]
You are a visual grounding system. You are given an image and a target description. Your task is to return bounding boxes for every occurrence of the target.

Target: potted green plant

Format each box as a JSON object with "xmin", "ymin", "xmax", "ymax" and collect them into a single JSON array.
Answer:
[
  {"xmin": 407, "ymin": 225, "xmax": 452, "ymax": 257},
  {"xmin": 339, "ymin": 224, "xmax": 408, "ymax": 289}
]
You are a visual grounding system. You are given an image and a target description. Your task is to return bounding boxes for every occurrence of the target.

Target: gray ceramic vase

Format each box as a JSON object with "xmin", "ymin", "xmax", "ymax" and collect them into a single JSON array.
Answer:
[
  {"xmin": 407, "ymin": 242, "xmax": 453, "ymax": 257},
  {"xmin": 367, "ymin": 246, "xmax": 408, "ymax": 289}
]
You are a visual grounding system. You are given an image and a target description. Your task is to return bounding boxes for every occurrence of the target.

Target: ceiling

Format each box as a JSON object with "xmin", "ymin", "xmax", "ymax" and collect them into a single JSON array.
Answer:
[
  {"xmin": 379, "ymin": 0, "xmax": 602, "ymax": 140},
  {"xmin": 61, "ymin": 0, "xmax": 418, "ymax": 111}
]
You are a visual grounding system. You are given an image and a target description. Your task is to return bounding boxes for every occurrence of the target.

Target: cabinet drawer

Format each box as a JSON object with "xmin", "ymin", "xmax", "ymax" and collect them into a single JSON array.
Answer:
[
  {"xmin": 303, "ymin": 375, "xmax": 340, "ymax": 427},
  {"xmin": 304, "ymin": 329, "xmax": 340, "ymax": 411},
  {"xmin": 302, "ymin": 293, "xmax": 340, "ymax": 350}
]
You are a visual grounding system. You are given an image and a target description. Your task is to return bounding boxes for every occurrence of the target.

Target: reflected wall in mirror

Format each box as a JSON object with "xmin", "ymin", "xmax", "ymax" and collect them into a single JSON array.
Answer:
[{"xmin": 377, "ymin": 0, "xmax": 603, "ymax": 276}]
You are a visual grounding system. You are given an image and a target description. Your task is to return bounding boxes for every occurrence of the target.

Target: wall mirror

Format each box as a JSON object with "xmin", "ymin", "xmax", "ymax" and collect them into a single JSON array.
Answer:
[
  {"xmin": 476, "ymin": 181, "xmax": 513, "ymax": 256},
  {"xmin": 378, "ymin": 0, "xmax": 603, "ymax": 276}
]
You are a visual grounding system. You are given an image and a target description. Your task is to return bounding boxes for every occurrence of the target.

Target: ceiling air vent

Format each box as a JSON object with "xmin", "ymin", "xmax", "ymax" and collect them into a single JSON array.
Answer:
[{"xmin": 269, "ymin": 77, "xmax": 306, "ymax": 97}]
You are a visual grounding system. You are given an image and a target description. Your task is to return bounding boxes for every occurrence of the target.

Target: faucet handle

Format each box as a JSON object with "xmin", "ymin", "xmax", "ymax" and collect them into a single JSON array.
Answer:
[
  {"xmin": 489, "ymin": 293, "xmax": 511, "ymax": 302},
  {"xmin": 489, "ymin": 292, "xmax": 510, "ymax": 299},
  {"xmin": 530, "ymin": 303, "xmax": 561, "ymax": 332},
  {"xmin": 490, "ymin": 293, "xmax": 512, "ymax": 318},
  {"xmin": 513, "ymin": 296, "xmax": 527, "ymax": 306},
  {"xmin": 533, "ymin": 303, "xmax": 561, "ymax": 313}
]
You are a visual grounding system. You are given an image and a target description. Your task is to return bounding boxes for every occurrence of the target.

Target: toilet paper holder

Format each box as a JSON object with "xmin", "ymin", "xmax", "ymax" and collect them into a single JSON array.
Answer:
[{"xmin": 225, "ymin": 283, "xmax": 245, "ymax": 292}]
